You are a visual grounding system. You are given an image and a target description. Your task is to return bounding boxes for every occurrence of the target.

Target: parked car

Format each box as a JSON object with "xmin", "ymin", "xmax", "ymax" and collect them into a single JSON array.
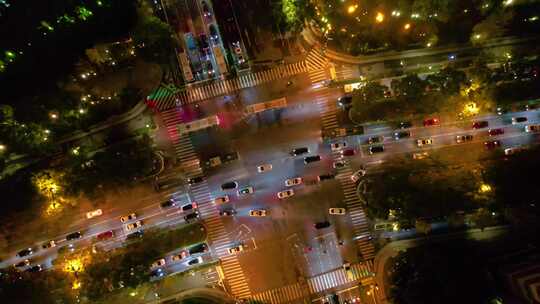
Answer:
[
  {"xmin": 394, "ymin": 131, "xmax": 411, "ymax": 140},
  {"xmin": 314, "ymin": 221, "xmax": 331, "ymax": 229},
  {"xmin": 285, "ymin": 177, "xmax": 303, "ymax": 187},
  {"xmin": 423, "ymin": 118, "xmax": 440, "ymax": 126},
  {"xmin": 277, "ymin": 189, "xmax": 294, "ymax": 199},
  {"xmin": 188, "ymin": 243, "xmax": 208, "ymax": 255},
  {"xmin": 369, "ymin": 145, "xmax": 384, "ymax": 154},
  {"xmin": 484, "ymin": 140, "xmax": 501, "ymax": 150},
  {"xmin": 26, "ymin": 265, "xmax": 42, "ymax": 273},
  {"xmin": 186, "ymin": 257, "xmax": 203, "ymax": 266},
  {"xmin": 125, "ymin": 221, "xmax": 143, "ymax": 231},
  {"xmin": 291, "ymin": 147, "xmax": 309, "ymax": 156},
  {"xmin": 120, "ymin": 213, "xmax": 137, "ymax": 223},
  {"xmin": 14, "ymin": 259, "xmax": 31, "ymax": 268},
  {"xmin": 150, "ymin": 268, "xmax": 165, "ymax": 278},
  {"xmin": 237, "ymin": 186, "xmax": 254, "ymax": 196},
  {"xmin": 318, "ymin": 174, "xmax": 335, "ymax": 181},
  {"xmin": 66, "ymin": 231, "xmax": 82, "ymax": 241},
  {"xmin": 213, "ymin": 195, "xmax": 230, "ymax": 205},
  {"xmin": 249, "ymin": 209, "xmax": 267, "ymax": 217},
  {"xmin": 456, "ymin": 135, "xmax": 473, "ymax": 143},
  {"xmin": 304, "ymin": 155, "xmax": 321, "ymax": 164},
  {"xmin": 488, "ymin": 128, "xmax": 504, "ymax": 136},
  {"xmin": 151, "ymin": 258, "xmax": 166, "ymax": 269},
  {"xmin": 219, "ymin": 209, "xmax": 236, "ymax": 217},
  {"xmin": 257, "ymin": 164, "xmax": 273, "ymax": 173},
  {"xmin": 86, "ymin": 209, "xmax": 103, "ymax": 219},
  {"xmin": 221, "ymin": 181, "xmax": 239, "ymax": 190},
  {"xmin": 472, "ymin": 121, "xmax": 489, "ymax": 129},
  {"xmin": 512, "ymin": 117, "xmax": 528, "ymax": 124},
  {"xmin": 171, "ymin": 250, "xmax": 189, "ymax": 261},
  {"xmin": 329, "ymin": 208, "xmax": 346, "ymax": 215},
  {"xmin": 126, "ymin": 230, "xmax": 144, "ymax": 241}
]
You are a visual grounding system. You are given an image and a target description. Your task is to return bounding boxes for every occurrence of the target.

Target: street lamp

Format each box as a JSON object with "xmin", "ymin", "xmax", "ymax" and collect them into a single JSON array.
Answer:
[
  {"xmin": 375, "ymin": 12, "xmax": 384, "ymax": 23},
  {"xmin": 348, "ymin": 4, "xmax": 358, "ymax": 14}
]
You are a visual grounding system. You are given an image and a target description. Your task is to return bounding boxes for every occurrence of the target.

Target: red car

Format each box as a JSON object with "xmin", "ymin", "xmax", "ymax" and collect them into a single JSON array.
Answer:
[
  {"xmin": 97, "ymin": 230, "xmax": 114, "ymax": 241},
  {"xmin": 472, "ymin": 121, "xmax": 489, "ymax": 129},
  {"xmin": 423, "ymin": 118, "xmax": 440, "ymax": 126},
  {"xmin": 484, "ymin": 140, "xmax": 501, "ymax": 150},
  {"xmin": 488, "ymin": 128, "xmax": 504, "ymax": 136},
  {"xmin": 341, "ymin": 148, "xmax": 356, "ymax": 156}
]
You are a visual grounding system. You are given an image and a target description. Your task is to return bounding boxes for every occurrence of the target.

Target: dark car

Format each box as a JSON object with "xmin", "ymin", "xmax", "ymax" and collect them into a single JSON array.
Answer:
[
  {"xmin": 512, "ymin": 117, "xmax": 528, "ymax": 124},
  {"xmin": 423, "ymin": 118, "xmax": 440, "ymax": 126},
  {"xmin": 291, "ymin": 147, "xmax": 309, "ymax": 156},
  {"xmin": 96, "ymin": 230, "xmax": 114, "ymax": 241},
  {"xmin": 456, "ymin": 135, "xmax": 473, "ymax": 143},
  {"xmin": 14, "ymin": 259, "xmax": 30, "ymax": 268},
  {"xmin": 150, "ymin": 268, "xmax": 166, "ymax": 278},
  {"xmin": 398, "ymin": 121, "xmax": 413, "ymax": 129},
  {"xmin": 484, "ymin": 140, "xmax": 501, "ymax": 150},
  {"xmin": 369, "ymin": 145, "xmax": 385, "ymax": 154},
  {"xmin": 337, "ymin": 95, "xmax": 353, "ymax": 108},
  {"xmin": 187, "ymin": 176, "xmax": 204, "ymax": 185},
  {"xmin": 318, "ymin": 174, "xmax": 336, "ymax": 181},
  {"xmin": 394, "ymin": 131, "xmax": 411, "ymax": 140},
  {"xmin": 472, "ymin": 121, "xmax": 489, "ymax": 129},
  {"xmin": 126, "ymin": 230, "xmax": 144, "ymax": 241},
  {"xmin": 181, "ymin": 203, "xmax": 197, "ymax": 212},
  {"xmin": 66, "ymin": 231, "xmax": 82, "ymax": 241},
  {"xmin": 219, "ymin": 209, "xmax": 236, "ymax": 217},
  {"xmin": 17, "ymin": 248, "xmax": 33, "ymax": 258},
  {"xmin": 304, "ymin": 155, "xmax": 321, "ymax": 164},
  {"xmin": 488, "ymin": 128, "xmax": 504, "ymax": 136},
  {"xmin": 160, "ymin": 199, "xmax": 176, "ymax": 209},
  {"xmin": 187, "ymin": 257, "xmax": 202, "ymax": 266},
  {"xmin": 314, "ymin": 221, "xmax": 331, "ymax": 229},
  {"xmin": 188, "ymin": 243, "xmax": 208, "ymax": 255},
  {"xmin": 367, "ymin": 136, "xmax": 383, "ymax": 144},
  {"xmin": 184, "ymin": 211, "xmax": 200, "ymax": 223},
  {"xmin": 341, "ymin": 148, "xmax": 356, "ymax": 156},
  {"xmin": 221, "ymin": 181, "xmax": 239, "ymax": 190},
  {"xmin": 26, "ymin": 265, "xmax": 42, "ymax": 273}
]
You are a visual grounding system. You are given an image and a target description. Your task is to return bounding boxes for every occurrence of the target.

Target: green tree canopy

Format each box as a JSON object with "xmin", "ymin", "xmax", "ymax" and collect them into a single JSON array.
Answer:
[{"xmin": 132, "ymin": 15, "xmax": 176, "ymax": 64}]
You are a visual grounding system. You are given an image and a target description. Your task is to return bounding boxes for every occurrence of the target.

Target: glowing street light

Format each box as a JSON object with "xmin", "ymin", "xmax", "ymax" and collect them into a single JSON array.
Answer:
[
  {"xmin": 347, "ymin": 4, "xmax": 358, "ymax": 14},
  {"xmin": 403, "ymin": 23, "xmax": 411, "ymax": 30},
  {"xmin": 480, "ymin": 184, "xmax": 492, "ymax": 193},
  {"xmin": 375, "ymin": 12, "xmax": 384, "ymax": 23},
  {"xmin": 0, "ymin": 144, "xmax": 5, "ymax": 152}
]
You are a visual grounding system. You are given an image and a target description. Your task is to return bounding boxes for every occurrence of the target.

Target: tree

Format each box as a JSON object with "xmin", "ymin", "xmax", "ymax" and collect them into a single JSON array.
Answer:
[
  {"xmin": 471, "ymin": 9, "xmax": 513, "ymax": 44},
  {"xmin": 389, "ymin": 242, "xmax": 495, "ymax": 304},
  {"xmin": 352, "ymin": 82, "xmax": 388, "ymax": 103},
  {"xmin": 411, "ymin": 0, "xmax": 452, "ymax": 22},
  {"xmin": 394, "ymin": 74, "xmax": 427, "ymax": 102},
  {"xmin": 132, "ymin": 15, "xmax": 176, "ymax": 64}
]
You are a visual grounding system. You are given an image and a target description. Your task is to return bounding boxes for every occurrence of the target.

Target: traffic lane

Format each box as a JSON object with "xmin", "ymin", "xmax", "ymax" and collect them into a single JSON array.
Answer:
[{"xmin": 154, "ymin": 251, "xmax": 214, "ymax": 278}]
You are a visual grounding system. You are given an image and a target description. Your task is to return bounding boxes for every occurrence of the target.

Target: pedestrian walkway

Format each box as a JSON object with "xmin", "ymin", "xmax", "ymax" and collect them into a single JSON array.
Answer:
[
  {"xmin": 250, "ymin": 261, "xmax": 375, "ymax": 304},
  {"xmin": 307, "ymin": 65, "xmax": 375, "ymax": 262},
  {"xmin": 158, "ymin": 107, "xmax": 252, "ymax": 299},
  {"xmin": 306, "ymin": 49, "xmax": 329, "ymax": 84},
  {"xmin": 148, "ymin": 61, "xmax": 307, "ymax": 110}
]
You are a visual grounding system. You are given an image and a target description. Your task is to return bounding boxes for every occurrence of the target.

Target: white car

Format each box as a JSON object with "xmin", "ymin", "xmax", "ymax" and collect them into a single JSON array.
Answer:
[
  {"xmin": 330, "ymin": 142, "xmax": 347, "ymax": 151},
  {"xmin": 257, "ymin": 164, "xmax": 273, "ymax": 173},
  {"xmin": 277, "ymin": 189, "xmax": 295, "ymax": 199},
  {"xmin": 228, "ymin": 244, "xmax": 245, "ymax": 255},
  {"xmin": 504, "ymin": 147, "xmax": 524, "ymax": 156},
  {"xmin": 213, "ymin": 195, "xmax": 230, "ymax": 205},
  {"xmin": 285, "ymin": 177, "xmax": 303, "ymax": 187},
  {"xmin": 237, "ymin": 186, "xmax": 254, "ymax": 196},
  {"xmin": 125, "ymin": 220, "xmax": 143, "ymax": 231},
  {"xmin": 416, "ymin": 138, "xmax": 433, "ymax": 147},
  {"xmin": 120, "ymin": 213, "xmax": 137, "ymax": 223},
  {"xmin": 329, "ymin": 208, "xmax": 346, "ymax": 215},
  {"xmin": 151, "ymin": 258, "xmax": 166, "ymax": 269},
  {"xmin": 249, "ymin": 209, "xmax": 267, "ymax": 217},
  {"xmin": 350, "ymin": 169, "xmax": 366, "ymax": 182},
  {"xmin": 86, "ymin": 209, "xmax": 103, "ymax": 219}
]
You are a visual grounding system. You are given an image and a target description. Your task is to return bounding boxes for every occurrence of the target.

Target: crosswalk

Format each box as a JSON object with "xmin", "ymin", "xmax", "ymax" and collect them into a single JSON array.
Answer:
[
  {"xmin": 148, "ymin": 61, "xmax": 307, "ymax": 110},
  {"xmin": 158, "ymin": 108, "xmax": 252, "ymax": 299},
  {"xmin": 306, "ymin": 49, "xmax": 329, "ymax": 83},
  {"xmin": 307, "ymin": 54, "xmax": 375, "ymax": 262},
  {"xmin": 250, "ymin": 261, "xmax": 375, "ymax": 304}
]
